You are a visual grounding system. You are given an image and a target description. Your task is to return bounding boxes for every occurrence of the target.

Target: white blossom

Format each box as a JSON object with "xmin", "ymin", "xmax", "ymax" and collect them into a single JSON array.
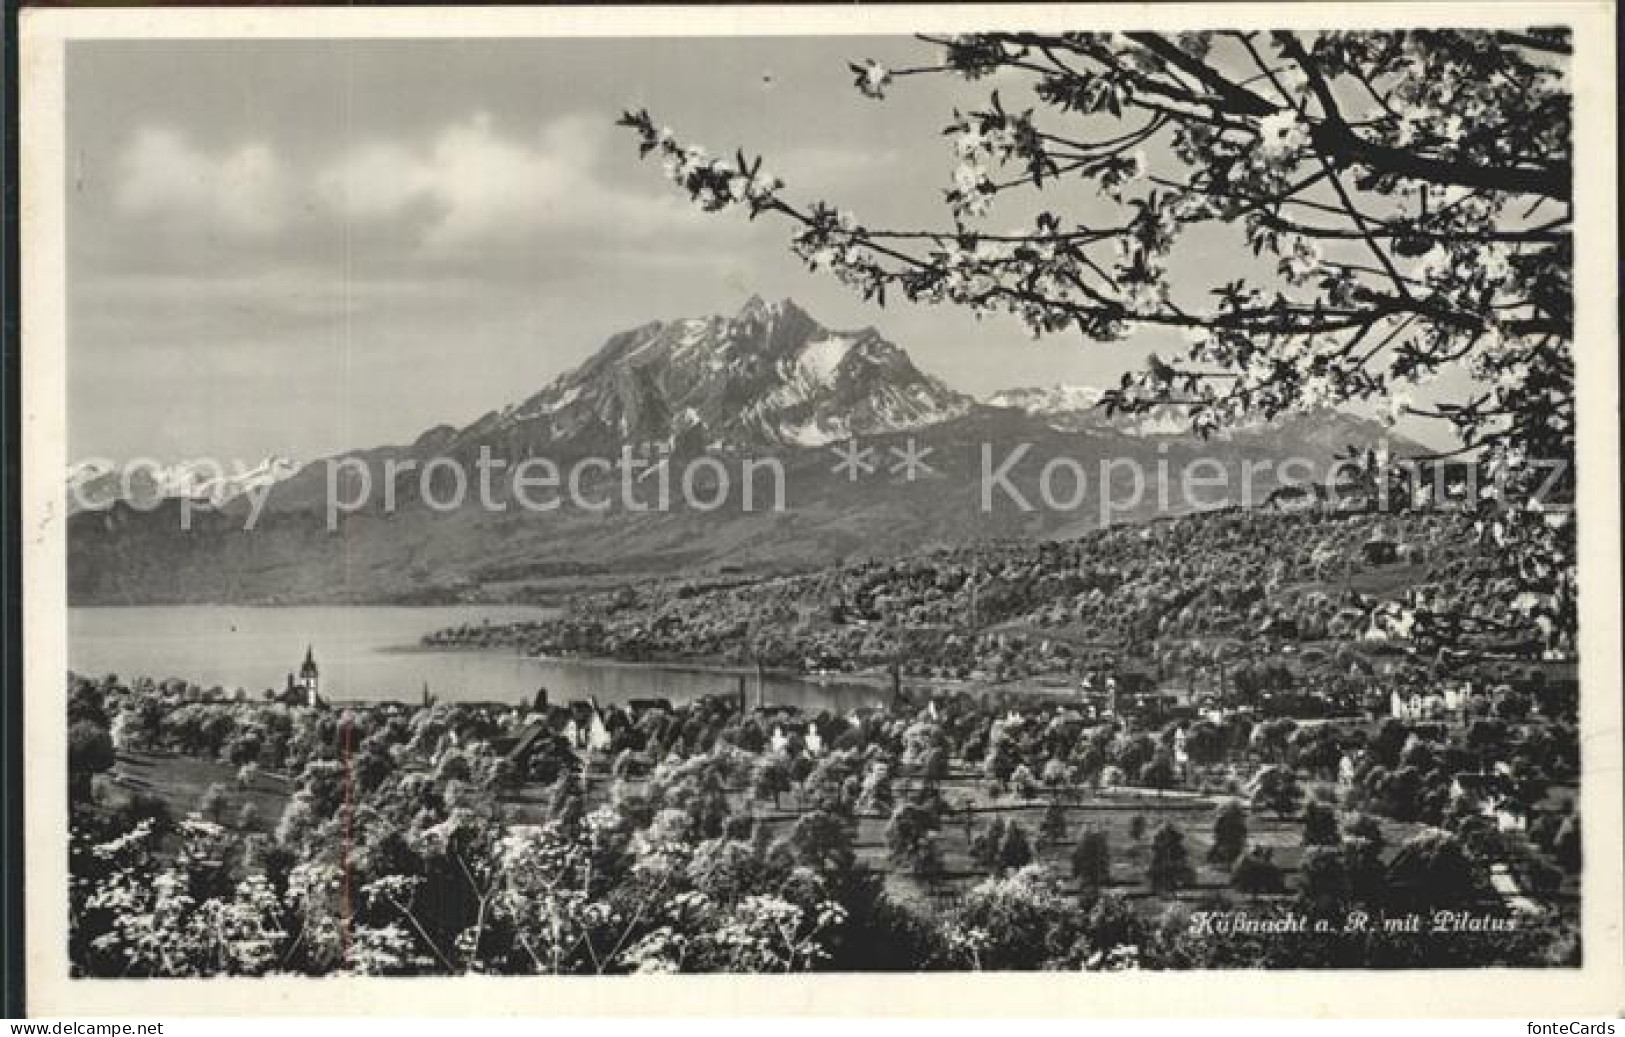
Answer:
[
  {"xmin": 1255, "ymin": 111, "xmax": 1309, "ymax": 159},
  {"xmin": 855, "ymin": 60, "xmax": 891, "ymax": 100},
  {"xmin": 1280, "ymin": 238, "xmax": 1324, "ymax": 286}
]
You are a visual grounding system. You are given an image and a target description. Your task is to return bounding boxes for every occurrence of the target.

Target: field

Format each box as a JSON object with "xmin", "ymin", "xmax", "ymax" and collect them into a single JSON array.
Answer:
[
  {"xmin": 500, "ymin": 763, "xmax": 1429, "ymax": 916},
  {"xmin": 109, "ymin": 749, "xmax": 293, "ymax": 835},
  {"xmin": 110, "ymin": 744, "xmax": 1446, "ymax": 921},
  {"xmin": 102, "ymin": 724, "xmax": 1564, "ymax": 933}
]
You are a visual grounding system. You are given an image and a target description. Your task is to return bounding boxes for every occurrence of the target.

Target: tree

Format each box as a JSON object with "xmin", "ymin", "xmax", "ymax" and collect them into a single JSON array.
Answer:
[
  {"xmin": 1147, "ymin": 823, "xmax": 1195, "ymax": 894},
  {"xmin": 68, "ymin": 680, "xmax": 109, "ymax": 729},
  {"xmin": 969, "ymin": 816, "xmax": 1008, "ymax": 871},
  {"xmin": 1345, "ymin": 812, "xmax": 1387, "ymax": 854},
  {"xmin": 68, "ymin": 721, "xmax": 115, "ymax": 799},
  {"xmin": 1183, "ymin": 721, "xmax": 1225, "ymax": 768},
  {"xmin": 1010, "ymin": 763, "xmax": 1042, "ymax": 800},
  {"xmin": 950, "ymin": 865, "xmax": 1083, "ymax": 970},
  {"xmin": 788, "ymin": 809, "xmax": 856, "ymax": 875},
  {"xmin": 730, "ymin": 717, "xmax": 767, "ymax": 753},
  {"xmin": 1493, "ymin": 687, "xmax": 1533, "ymax": 722},
  {"xmin": 1129, "ymin": 814, "xmax": 1147, "ymax": 842},
  {"xmin": 1466, "ymin": 719, "xmax": 1510, "ymax": 757},
  {"xmin": 72, "ymin": 824, "xmax": 290, "ymax": 978},
  {"xmin": 1231, "ymin": 846, "xmax": 1285, "ymax": 896},
  {"xmin": 885, "ymin": 802, "xmax": 940, "ymax": 873},
  {"xmin": 1041, "ymin": 758, "xmax": 1071, "ymax": 796},
  {"xmin": 623, "ymin": 31, "xmax": 1574, "ymax": 469},
  {"xmin": 199, "ymin": 783, "xmax": 230, "ymax": 824},
  {"xmin": 1072, "ymin": 827, "xmax": 1112, "ymax": 900},
  {"xmin": 919, "ymin": 746, "xmax": 950, "ymax": 785},
  {"xmin": 352, "ymin": 744, "xmax": 395, "ymax": 796},
  {"xmin": 1298, "ymin": 846, "xmax": 1354, "ymax": 916},
  {"xmin": 857, "ymin": 761, "xmax": 897, "ymax": 817},
  {"xmin": 907, "ymin": 835, "xmax": 946, "ymax": 884},
  {"xmin": 434, "ymin": 748, "xmax": 472, "ymax": 785},
  {"xmin": 1384, "ymin": 829, "xmax": 1485, "ymax": 912},
  {"xmin": 1399, "ymin": 735, "xmax": 1437, "ymax": 772},
  {"xmin": 110, "ymin": 708, "xmax": 153, "ymax": 754},
  {"xmin": 1292, "ymin": 726, "xmax": 1344, "ymax": 780},
  {"xmin": 624, "ymin": 31, "xmax": 1577, "ymax": 646},
  {"xmin": 1138, "ymin": 750, "xmax": 1179, "ymax": 792},
  {"xmin": 1253, "ymin": 720, "xmax": 1298, "ymax": 764},
  {"xmin": 1370, "ymin": 719, "xmax": 1410, "ymax": 769},
  {"xmin": 1251, "ymin": 764, "xmax": 1304, "ymax": 818},
  {"xmin": 997, "ymin": 820, "xmax": 1035, "ymax": 872},
  {"xmin": 1303, "ymin": 800, "xmax": 1341, "ymax": 846},
  {"xmin": 750, "ymin": 753, "xmax": 792, "ymax": 809},
  {"xmin": 1114, "ymin": 734, "xmax": 1158, "ymax": 778},
  {"xmin": 1038, "ymin": 799, "xmax": 1070, "ymax": 848},
  {"xmin": 1341, "ymin": 833, "xmax": 1387, "ymax": 904},
  {"xmin": 982, "ymin": 732, "xmax": 1019, "ymax": 786},
  {"xmin": 487, "ymin": 756, "xmax": 520, "ymax": 791},
  {"xmin": 1370, "ymin": 764, "xmax": 1427, "ymax": 822},
  {"xmin": 224, "ymin": 732, "xmax": 263, "ymax": 768},
  {"xmin": 1073, "ymin": 744, "xmax": 1106, "ymax": 787},
  {"xmin": 1208, "ymin": 799, "xmax": 1249, "ymax": 865}
]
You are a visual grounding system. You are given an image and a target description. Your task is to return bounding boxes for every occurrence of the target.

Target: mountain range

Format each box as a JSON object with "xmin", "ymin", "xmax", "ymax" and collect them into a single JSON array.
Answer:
[
  {"xmin": 471, "ymin": 296, "xmax": 973, "ymax": 452},
  {"xmin": 67, "ymin": 457, "xmax": 303, "ymax": 514},
  {"xmin": 68, "ymin": 297, "xmax": 1415, "ymax": 604}
]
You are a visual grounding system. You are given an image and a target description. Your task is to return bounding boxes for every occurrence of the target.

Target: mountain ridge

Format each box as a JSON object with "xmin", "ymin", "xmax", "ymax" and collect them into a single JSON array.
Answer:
[
  {"xmin": 461, "ymin": 295, "xmax": 974, "ymax": 454},
  {"xmin": 67, "ymin": 297, "xmax": 1424, "ymax": 604},
  {"xmin": 67, "ymin": 456, "xmax": 303, "ymax": 514}
]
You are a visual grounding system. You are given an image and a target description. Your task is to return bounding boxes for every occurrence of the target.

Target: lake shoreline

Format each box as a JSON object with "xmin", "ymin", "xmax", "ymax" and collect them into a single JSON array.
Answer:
[
  {"xmin": 396, "ymin": 639, "xmax": 1095, "ymax": 705},
  {"xmin": 70, "ymin": 604, "xmax": 896, "ymax": 711},
  {"xmin": 385, "ymin": 641, "xmax": 884, "ymax": 691}
]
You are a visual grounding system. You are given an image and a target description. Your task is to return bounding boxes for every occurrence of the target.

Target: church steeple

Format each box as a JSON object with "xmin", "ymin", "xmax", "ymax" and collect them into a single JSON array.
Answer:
[{"xmin": 298, "ymin": 645, "xmax": 320, "ymax": 705}]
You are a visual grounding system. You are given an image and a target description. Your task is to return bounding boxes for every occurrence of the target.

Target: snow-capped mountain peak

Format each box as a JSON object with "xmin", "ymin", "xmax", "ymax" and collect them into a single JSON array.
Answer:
[
  {"xmin": 64, "ymin": 456, "xmax": 303, "ymax": 512},
  {"xmin": 986, "ymin": 384, "xmax": 1203, "ymax": 437},
  {"xmin": 66, "ymin": 460, "xmax": 114, "ymax": 490},
  {"xmin": 459, "ymin": 297, "xmax": 972, "ymax": 453},
  {"xmin": 985, "ymin": 385, "xmax": 1107, "ymax": 415}
]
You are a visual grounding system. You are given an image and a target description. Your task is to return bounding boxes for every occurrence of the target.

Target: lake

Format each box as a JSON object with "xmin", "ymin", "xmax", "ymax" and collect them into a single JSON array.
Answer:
[{"xmin": 68, "ymin": 605, "xmax": 886, "ymax": 713}]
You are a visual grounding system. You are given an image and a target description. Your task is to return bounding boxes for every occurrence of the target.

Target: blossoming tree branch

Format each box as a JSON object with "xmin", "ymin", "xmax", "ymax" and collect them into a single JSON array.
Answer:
[{"xmin": 618, "ymin": 30, "xmax": 1573, "ymax": 469}]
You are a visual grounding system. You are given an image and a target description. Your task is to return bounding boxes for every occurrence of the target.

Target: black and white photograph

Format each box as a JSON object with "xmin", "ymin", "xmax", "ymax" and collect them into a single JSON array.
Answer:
[{"xmin": 18, "ymin": 2, "xmax": 1623, "ymax": 1017}]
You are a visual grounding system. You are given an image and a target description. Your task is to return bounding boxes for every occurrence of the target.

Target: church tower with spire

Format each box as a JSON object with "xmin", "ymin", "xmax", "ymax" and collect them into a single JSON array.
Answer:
[{"xmin": 298, "ymin": 645, "xmax": 320, "ymax": 707}]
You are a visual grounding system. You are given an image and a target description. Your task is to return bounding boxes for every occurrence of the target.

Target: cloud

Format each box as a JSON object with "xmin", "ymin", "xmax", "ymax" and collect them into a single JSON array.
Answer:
[
  {"xmin": 115, "ymin": 127, "xmax": 290, "ymax": 237},
  {"xmin": 315, "ymin": 112, "xmax": 707, "ymax": 253},
  {"xmin": 108, "ymin": 113, "xmax": 731, "ymax": 261}
]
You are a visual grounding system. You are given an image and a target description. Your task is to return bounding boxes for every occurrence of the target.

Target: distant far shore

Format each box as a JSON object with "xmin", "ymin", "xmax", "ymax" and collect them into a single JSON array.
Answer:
[{"xmin": 385, "ymin": 638, "xmax": 1096, "ymax": 704}]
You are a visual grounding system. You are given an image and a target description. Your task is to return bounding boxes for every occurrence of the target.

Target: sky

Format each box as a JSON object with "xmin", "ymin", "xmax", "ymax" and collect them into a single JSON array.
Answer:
[{"xmin": 65, "ymin": 36, "xmax": 1450, "ymax": 464}]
